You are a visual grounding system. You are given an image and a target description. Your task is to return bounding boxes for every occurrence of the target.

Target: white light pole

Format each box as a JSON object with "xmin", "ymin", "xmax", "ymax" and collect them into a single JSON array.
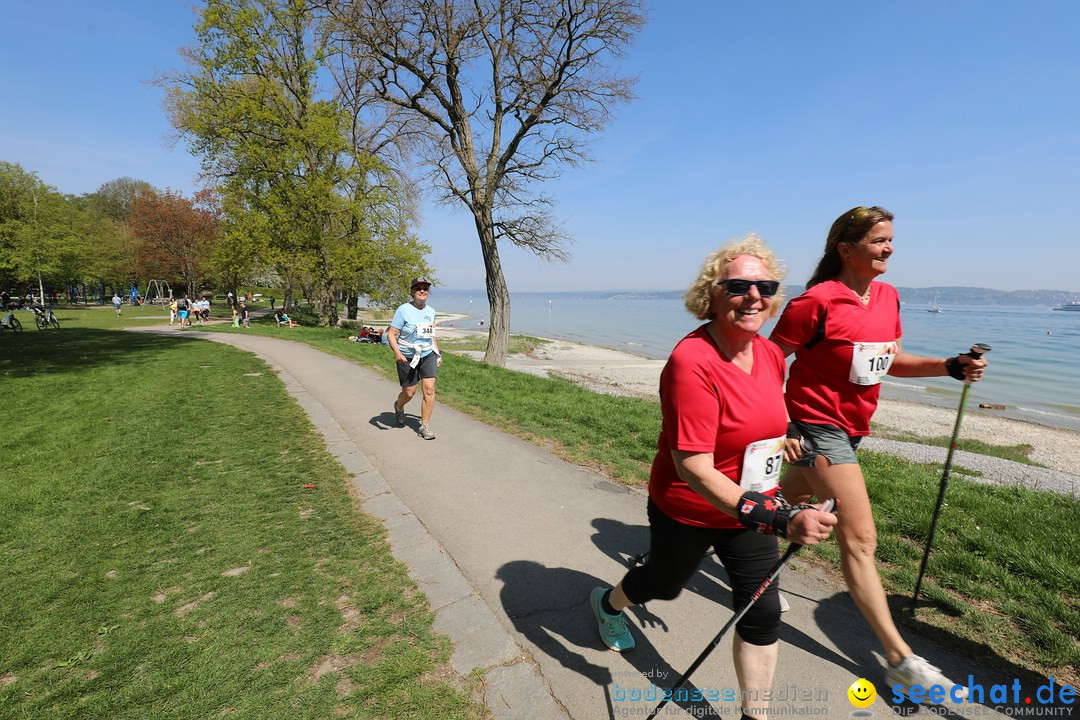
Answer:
[{"xmin": 32, "ymin": 189, "xmax": 45, "ymax": 306}]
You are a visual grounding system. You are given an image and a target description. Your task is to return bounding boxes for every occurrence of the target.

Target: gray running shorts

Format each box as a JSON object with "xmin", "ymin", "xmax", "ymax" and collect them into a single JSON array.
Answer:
[
  {"xmin": 396, "ymin": 352, "xmax": 439, "ymax": 387},
  {"xmin": 789, "ymin": 420, "xmax": 863, "ymax": 467}
]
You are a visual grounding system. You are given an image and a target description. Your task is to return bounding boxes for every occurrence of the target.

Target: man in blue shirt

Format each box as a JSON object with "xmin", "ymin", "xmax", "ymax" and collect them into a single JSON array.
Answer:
[{"xmin": 387, "ymin": 277, "xmax": 441, "ymax": 440}]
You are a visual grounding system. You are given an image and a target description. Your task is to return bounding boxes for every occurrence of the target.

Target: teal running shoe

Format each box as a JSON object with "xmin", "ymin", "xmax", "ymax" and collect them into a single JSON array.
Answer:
[{"xmin": 590, "ymin": 587, "xmax": 635, "ymax": 652}]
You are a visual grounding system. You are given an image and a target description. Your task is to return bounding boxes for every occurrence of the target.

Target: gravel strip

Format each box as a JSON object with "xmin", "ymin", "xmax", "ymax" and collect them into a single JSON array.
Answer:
[{"xmin": 861, "ymin": 437, "xmax": 1080, "ymax": 497}]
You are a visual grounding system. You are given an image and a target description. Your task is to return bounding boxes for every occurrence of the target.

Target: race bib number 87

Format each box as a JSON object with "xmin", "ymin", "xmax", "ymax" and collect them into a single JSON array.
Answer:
[
  {"xmin": 740, "ymin": 436, "xmax": 785, "ymax": 492},
  {"xmin": 849, "ymin": 341, "xmax": 898, "ymax": 386}
]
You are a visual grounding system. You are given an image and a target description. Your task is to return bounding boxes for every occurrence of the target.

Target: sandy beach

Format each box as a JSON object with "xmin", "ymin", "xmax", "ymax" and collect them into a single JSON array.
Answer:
[{"xmin": 438, "ymin": 324, "xmax": 1080, "ymax": 484}]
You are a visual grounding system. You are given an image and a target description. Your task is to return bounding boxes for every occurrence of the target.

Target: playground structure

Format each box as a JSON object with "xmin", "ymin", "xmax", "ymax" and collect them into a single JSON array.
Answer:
[{"xmin": 143, "ymin": 280, "xmax": 173, "ymax": 307}]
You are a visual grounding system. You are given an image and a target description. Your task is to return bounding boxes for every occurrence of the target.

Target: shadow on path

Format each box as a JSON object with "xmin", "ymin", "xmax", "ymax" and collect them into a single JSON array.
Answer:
[{"xmin": 496, "ymin": 560, "xmax": 725, "ymax": 720}]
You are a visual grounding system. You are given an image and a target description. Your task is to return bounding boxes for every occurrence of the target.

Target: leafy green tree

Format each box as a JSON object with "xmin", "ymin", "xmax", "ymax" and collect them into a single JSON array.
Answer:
[
  {"xmin": 86, "ymin": 177, "xmax": 156, "ymax": 223},
  {"xmin": 326, "ymin": 0, "xmax": 646, "ymax": 364},
  {"xmin": 0, "ymin": 162, "xmax": 85, "ymax": 301},
  {"xmin": 0, "ymin": 162, "xmax": 42, "ymax": 289},
  {"xmin": 79, "ymin": 213, "xmax": 140, "ymax": 295},
  {"xmin": 79, "ymin": 180, "xmax": 160, "ymax": 295},
  {"xmin": 211, "ymin": 189, "xmax": 267, "ymax": 302},
  {"xmin": 162, "ymin": 0, "xmax": 428, "ymax": 326},
  {"xmin": 1, "ymin": 165, "xmax": 152, "ymax": 302},
  {"xmin": 129, "ymin": 189, "xmax": 219, "ymax": 294}
]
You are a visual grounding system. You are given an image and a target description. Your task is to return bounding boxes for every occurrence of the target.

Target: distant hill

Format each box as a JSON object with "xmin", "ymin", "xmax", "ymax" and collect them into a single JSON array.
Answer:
[
  {"xmin": 602, "ymin": 286, "xmax": 1079, "ymax": 306},
  {"xmin": 892, "ymin": 286, "xmax": 1079, "ymax": 306}
]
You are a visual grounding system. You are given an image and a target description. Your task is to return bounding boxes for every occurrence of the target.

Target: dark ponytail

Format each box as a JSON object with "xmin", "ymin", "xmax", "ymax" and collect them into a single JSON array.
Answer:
[{"xmin": 806, "ymin": 206, "xmax": 895, "ymax": 288}]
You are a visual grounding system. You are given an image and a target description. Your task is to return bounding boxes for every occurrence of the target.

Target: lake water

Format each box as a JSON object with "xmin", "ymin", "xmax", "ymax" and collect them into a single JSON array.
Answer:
[{"xmin": 433, "ymin": 289, "xmax": 1080, "ymax": 432}]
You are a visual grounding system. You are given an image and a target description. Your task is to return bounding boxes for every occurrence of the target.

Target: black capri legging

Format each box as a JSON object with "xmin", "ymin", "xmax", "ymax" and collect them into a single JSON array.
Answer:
[{"xmin": 621, "ymin": 499, "xmax": 783, "ymax": 646}]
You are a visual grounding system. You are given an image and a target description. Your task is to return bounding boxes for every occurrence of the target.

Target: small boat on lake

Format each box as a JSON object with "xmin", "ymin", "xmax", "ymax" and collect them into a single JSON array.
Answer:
[{"xmin": 1052, "ymin": 301, "xmax": 1080, "ymax": 312}]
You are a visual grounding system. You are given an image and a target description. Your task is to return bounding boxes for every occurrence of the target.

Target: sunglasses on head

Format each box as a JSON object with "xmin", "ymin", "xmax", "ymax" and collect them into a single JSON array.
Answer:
[
  {"xmin": 717, "ymin": 278, "xmax": 780, "ymax": 297},
  {"xmin": 841, "ymin": 205, "xmax": 885, "ymax": 238}
]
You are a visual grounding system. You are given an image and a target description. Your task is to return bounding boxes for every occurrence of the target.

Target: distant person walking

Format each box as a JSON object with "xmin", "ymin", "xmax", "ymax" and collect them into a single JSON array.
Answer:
[
  {"xmin": 169, "ymin": 298, "xmax": 178, "ymax": 326},
  {"xmin": 240, "ymin": 302, "xmax": 250, "ymax": 328},
  {"xmin": 770, "ymin": 206, "xmax": 987, "ymax": 696},
  {"xmin": 176, "ymin": 295, "xmax": 191, "ymax": 328},
  {"xmin": 112, "ymin": 292, "xmax": 122, "ymax": 316},
  {"xmin": 387, "ymin": 277, "xmax": 441, "ymax": 440}
]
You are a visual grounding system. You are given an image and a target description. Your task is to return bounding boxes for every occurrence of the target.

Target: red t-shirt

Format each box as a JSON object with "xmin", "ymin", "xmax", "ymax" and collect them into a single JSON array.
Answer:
[
  {"xmin": 648, "ymin": 329, "xmax": 788, "ymax": 529},
  {"xmin": 770, "ymin": 280, "xmax": 903, "ymax": 436}
]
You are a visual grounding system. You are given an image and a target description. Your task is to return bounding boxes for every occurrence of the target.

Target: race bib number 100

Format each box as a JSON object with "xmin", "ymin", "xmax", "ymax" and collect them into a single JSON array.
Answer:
[
  {"xmin": 849, "ymin": 341, "xmax": 898, "ymax": 386},
  {"xmin": 740, "ymin": 436, "xmax": 785, "ymax": 492}
]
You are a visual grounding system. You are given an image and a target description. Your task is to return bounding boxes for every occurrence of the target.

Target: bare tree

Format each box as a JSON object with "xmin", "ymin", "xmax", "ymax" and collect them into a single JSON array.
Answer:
[{"xmin": 327, "ymin": 0, "xmax": 645, "ymax": 365}]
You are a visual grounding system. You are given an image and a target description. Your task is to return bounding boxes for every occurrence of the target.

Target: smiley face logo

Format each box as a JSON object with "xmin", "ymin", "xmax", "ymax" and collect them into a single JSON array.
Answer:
[{"xmin": 848, "ymin": 678, "xmax": 876, "ymax": 708}]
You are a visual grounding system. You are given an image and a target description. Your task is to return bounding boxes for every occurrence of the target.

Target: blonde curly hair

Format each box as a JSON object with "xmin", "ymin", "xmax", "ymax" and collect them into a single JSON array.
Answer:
[{"xmin": 683, "ymin": 234, "xmax": 787, "ymax": 320}]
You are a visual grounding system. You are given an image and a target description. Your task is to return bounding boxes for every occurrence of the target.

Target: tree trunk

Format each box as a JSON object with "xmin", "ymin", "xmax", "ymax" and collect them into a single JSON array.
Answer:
[
  {"xmin": 300, "ymin": 280, "xmax": 314, "ymax": 312},
  {"xmin": 475, "ymin": 208, "xmax": 510, "ymax": 366},
  {"xmin": 346, "ymin": 291, "xmax": 358, "ymax": 320},
  {"xmin": 316, "ymin": 274, "xmax": 338, "ymax": 327}
]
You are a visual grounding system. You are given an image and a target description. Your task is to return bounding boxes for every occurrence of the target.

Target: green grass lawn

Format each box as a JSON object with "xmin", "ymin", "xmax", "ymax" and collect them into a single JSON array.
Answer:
[{"xmin": 0, "ymin": 316, "xmax": 486, "ymax": 719}]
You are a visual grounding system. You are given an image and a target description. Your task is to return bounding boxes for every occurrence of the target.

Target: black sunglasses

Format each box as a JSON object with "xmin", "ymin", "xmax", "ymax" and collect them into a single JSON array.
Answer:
[{"xmin": 717, "ymin": 278, "xmax": 780, "ymax": 297}]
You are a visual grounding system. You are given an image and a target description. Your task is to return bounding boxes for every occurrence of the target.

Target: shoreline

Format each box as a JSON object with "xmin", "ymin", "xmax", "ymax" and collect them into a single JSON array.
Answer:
[{"xmin": 436, "ymin": 325, "xmax": 1080, "ymax": 481}]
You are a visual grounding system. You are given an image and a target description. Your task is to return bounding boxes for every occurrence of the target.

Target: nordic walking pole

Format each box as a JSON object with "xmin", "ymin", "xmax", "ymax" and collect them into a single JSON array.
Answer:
[
  {"xmin": 645, "ymin": 499, "xmax": 837, "ymax": 720},
  {"xmin": 912, "ymin": 343, "xmax": 991, "ymax": 606}
]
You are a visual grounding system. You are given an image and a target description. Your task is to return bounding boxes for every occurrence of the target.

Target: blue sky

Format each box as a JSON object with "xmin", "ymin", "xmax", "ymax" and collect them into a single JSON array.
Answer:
[{"xmin": 3, "ymin": 1, "xmax": 1078, "ymax": 293}]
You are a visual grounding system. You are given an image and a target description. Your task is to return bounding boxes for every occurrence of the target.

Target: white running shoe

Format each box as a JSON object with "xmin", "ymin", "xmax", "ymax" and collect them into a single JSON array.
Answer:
[{"xmin": 885, "ymin": 654, "xmax": 968, "ymax": 701}]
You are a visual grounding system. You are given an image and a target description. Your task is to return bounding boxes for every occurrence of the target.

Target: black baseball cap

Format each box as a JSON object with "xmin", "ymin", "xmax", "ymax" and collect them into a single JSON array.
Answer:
[{"xmin": 410, "ymin": 277, "xmax": 432, "ymax": 290}]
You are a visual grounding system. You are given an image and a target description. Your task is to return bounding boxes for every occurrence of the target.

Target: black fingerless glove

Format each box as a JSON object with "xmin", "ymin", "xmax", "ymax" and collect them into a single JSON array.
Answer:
[
  {"xmin": 945, "ymin": 355, "xmax": 966, "ymax": 381},
  {"xmin": 737, "ymin": 491, "xmax": 798, "ymax": 538},
  {"xmin": 786, "ymin": 421, "xmax": 802, "ymax": 439}
]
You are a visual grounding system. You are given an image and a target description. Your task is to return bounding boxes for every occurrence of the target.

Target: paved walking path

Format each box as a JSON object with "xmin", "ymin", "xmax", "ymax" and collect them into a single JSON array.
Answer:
[{"xmin": 135, "ymin": 328, "xmax": 1061, "ymax": 720}]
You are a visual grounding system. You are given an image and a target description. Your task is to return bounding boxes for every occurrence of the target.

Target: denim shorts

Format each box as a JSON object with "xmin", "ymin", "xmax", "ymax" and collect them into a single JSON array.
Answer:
[{"xmin": 789, "ymin": 420, "xmax": 863, "ymax": 467}]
